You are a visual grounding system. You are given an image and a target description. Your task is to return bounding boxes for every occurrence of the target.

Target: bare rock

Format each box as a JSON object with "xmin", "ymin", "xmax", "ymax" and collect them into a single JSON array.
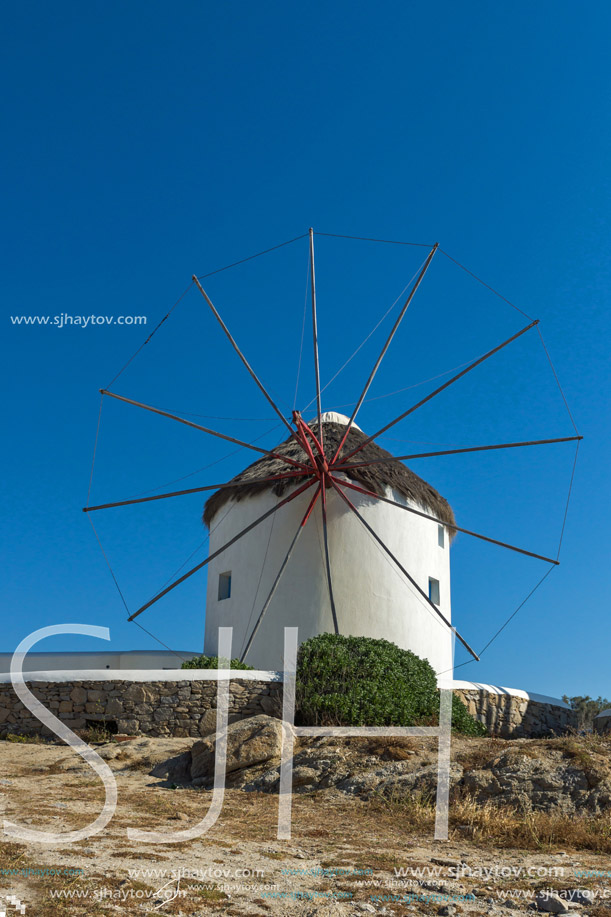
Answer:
[
  {"xmin": 198, "ymin": 709, "xmax": 219, "ymax": 737},
  {"xmin": 190, "ymin": 714, "xmax": 283, "ymax": 783},
  {"xmin": 535, "ymin": 892, "xmax": 570, "ymax": 913},
  {"xmin": 560, "ymin": 889, "xmax": 595, "ymax": 906},
  {"xmin": 260, "ymin": 693, "xmax": 282, "ymax": 717},
  {"xmin": 372, "ymin": 762, "xmax": 464, "ymax": 801},
  {"xmin": 462, "ymin": 750, "xmax": 606, "ymax": 815},
  {"xmin": 292, "ymin": 765, "xmax": 320, "ymax": 787}
]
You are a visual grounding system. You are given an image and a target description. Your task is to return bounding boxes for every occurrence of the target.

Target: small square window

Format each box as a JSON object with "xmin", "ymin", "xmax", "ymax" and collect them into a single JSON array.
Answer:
[
  {"xmin": 438, "ymin": 525, "xmax": 445, "ymax": 548},
  {"xmin": 218, "ymin": 572, "xmax": 232, "ymax": 601},
  {"xmin": 428, "ymin": 577, "xmax": 440, "ymax": 606}
]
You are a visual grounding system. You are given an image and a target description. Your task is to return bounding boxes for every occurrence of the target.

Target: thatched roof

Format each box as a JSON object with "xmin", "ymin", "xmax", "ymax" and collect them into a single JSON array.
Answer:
[{"xmin": 203, "ymin": 415, "xmax": 455, "ymax": 532}]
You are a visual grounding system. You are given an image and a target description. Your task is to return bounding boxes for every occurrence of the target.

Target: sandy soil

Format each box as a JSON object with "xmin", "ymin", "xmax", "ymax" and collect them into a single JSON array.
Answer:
[{"xmin": 1, "ymin": 738, "xmax": 611, "ymax": 917}]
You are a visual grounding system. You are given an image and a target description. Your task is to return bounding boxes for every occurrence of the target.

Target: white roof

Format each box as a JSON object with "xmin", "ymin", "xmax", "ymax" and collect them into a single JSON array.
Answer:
[
  {"xmin": 318, "ymin": 411, "xmax": 362, "ymax": 431},
  {"xmin": 438, "ymin": 678, "xmax": 570, "ymax": 708},
  {"xmin": 0, "ymin": 668, "xmax": 282, "ymax": 684}
]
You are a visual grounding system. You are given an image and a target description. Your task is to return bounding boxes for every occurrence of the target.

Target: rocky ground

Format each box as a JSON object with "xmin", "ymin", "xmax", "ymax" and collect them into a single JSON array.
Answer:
[{"xmin": 1, "ymin": 717, "xmax": 611, "ymax": 916}]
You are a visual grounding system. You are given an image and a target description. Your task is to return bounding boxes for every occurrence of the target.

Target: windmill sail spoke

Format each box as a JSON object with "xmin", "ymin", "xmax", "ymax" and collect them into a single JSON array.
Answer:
[
  {"xmin": 294, "ymin": 417, "xmax": 319, "ymax": 468},
  {"xmin": 83, "ymin": 470, "xmax": 313, "ymax": 513},
  {"xmin": 331, "ymin": 243, "xmax": 438, "ymax": 463},
  {"xmin": 321, "ymin": 484, "xmax": 339, "ymax": 634},
  {"xmin": 329, "ymin": 477, "xmax": 479, "ymax": 660},
  {"xmin": 127, "ymin": 478, "xmax": 317, "ymax": 621},
  {"xmin": 192, "ymin": 275, "xmax": 297, "ymax": 440},
  {"xmin": 335, "ymin": 476, "xmax": 559, "ymax": 565},
  {"xmin": 100, "ymin": 389, "xmax": 310, "ymax": 471},
  {"xmin": 335, "ymin": 435, "xmax": 584, "ymax": 470},
  {"xmin": 309, "ymin": 228, "xmax": 323, "ymax": 443},
  {"xmin": 301, "ymin": 420, "xmax": 325, "ymax": 458},
  {"xmin": 84, "ymin": 233, "xmax": 580, "ymax": 684},
  {"xmin": 341, "ymin": 319, "xmax": 539, "ymax": 464},
  {"xmin": 239, "ymin": 483, "xmax": 322, "ymax": 663}
]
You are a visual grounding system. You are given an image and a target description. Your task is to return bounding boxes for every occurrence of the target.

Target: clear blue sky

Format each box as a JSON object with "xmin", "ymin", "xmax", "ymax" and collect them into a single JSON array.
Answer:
[{"xmin": 2, "ymin": 1, "xmax": 609, "ymax": 700}]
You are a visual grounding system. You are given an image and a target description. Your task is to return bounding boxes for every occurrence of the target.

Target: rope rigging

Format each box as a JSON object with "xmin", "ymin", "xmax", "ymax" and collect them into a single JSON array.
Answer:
[
  {"xmin": 434, "ymin": 436, "xmax": 580, "ymax": 677},
  {"xmin": 85, "ymin": 228, "xmax": 582, "ymax": 676},
  {"xmin": 300, "ymin": 253, "xmax": 429, "ymax": 414}
]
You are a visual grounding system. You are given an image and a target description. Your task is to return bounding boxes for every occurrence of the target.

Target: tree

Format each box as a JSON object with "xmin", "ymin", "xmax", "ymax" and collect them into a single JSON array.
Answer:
[{"xmin": 562, "ymin": 695, "xmax": 611, "ymax": 731}]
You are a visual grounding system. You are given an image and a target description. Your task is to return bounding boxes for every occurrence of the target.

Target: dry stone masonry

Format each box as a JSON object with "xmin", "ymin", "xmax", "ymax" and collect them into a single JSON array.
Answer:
[
  {"xmin": 0, "ymin": 677, "xmax": 282, "ymax": 739},
  {"xmin": 452, "ymin": 685, "xmax": 577, "ymax": 738},
  {"xmin": 0, "ymin": 675, "xmax": 575, "ymax": 739}
]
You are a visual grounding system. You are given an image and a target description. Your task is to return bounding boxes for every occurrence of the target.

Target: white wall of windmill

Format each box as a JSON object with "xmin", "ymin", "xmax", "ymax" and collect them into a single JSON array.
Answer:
[{"xmin": 204, "ymin": 475, "xmax": 452, "ymax": 674}]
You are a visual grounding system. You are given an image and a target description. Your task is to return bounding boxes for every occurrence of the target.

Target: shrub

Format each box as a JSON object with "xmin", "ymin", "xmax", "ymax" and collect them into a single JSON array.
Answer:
[
  {"xmin": 3, "ymin": 732, "xmax": 47, "ymax": 744},
  {"xmin": 451, "ymin": 694, "xmax": 487, "ymax": 736},
  {"xmin": 77, "ymin": 724, "xmax": 114, "ymax": 744},
  {"xmin": 181, "ymin": 655, "xmax": 254, "ymax": 671},
  {"xmin": 295, "ymin": 632, "xmax": 486, "ymax": 736}
]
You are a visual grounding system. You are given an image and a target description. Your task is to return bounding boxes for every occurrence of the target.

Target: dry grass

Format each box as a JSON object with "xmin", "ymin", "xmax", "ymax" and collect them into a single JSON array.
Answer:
[
  {"xmin": 5, "ymin": 736, "xmax": 611, "ymax": 916},
  {"xmin": 0, "ymin": 836, "xmax": 224, "ymax": 917},
  {"xmin": 74, "ymin": 725, "xmax": 114, "ymax": 744},
  {"xmin": 368, "ymin": 792, "xmax": 611, "ymax": 854},
  {"xmin": 193, "ymin": 786, "xmax": 611, "ymax": 856},
  {"xmin": 453, "ymin": 738, "xmax": 506, "ymax": 770},
  {"xmin": 0, "ymin": 841, "xmax": 28, "ymax": 867},
  {"xmin": 367, "ymin": 737, "xmax": 421, "ymax": 760}
]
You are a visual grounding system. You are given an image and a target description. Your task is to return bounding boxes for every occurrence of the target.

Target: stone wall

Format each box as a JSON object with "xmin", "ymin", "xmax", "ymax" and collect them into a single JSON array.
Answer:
[
  {"xmin": 0, "ymin": 675, "xmax": 575, "ymax": 740},
  {"xmin": 454, "ymin": 686, "xmax": 577, "ymax": 738},
  {"xmin": 594, "ymin": 711, "xmax": 611, "ymax": 735},
  {"xmin": 0, "ymin": 678, "xmax": 282, "ymax": 739}
]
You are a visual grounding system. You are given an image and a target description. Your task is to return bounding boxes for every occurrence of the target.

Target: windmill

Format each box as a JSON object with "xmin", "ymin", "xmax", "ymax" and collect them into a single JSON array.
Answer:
[{"xmin": 84, "ymin": 230, "xmax": 581, "ymax": 675}]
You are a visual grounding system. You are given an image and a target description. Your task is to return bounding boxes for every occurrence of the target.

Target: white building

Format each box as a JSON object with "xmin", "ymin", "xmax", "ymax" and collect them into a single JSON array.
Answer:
[
  {"xmin": 203, "ymin": 413, "xmax": 455, "ymax": 674},
  {"xmin": 0, "ymin": 650, "xmax": 199, "ymax": 675}
]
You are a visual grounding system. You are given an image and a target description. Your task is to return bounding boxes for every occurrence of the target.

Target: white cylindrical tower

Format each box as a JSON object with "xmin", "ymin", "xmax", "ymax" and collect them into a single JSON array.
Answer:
[{"xmin": 203, "ymin": 413, "xmax": 455, "ymax": 674}]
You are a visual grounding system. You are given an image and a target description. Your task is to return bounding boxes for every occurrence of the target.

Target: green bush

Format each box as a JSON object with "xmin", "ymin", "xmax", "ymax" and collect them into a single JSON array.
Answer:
[
  {"xmin": 450, "ymin": 694, "xmax": 487, "ymax": 736},
  {"xmin": 180, "ymin": 655, "xmax": 254, "ymax": 671},
  {"xmin": 295, "ymin": 632, "xmax": 486, "ymax": 735}
]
